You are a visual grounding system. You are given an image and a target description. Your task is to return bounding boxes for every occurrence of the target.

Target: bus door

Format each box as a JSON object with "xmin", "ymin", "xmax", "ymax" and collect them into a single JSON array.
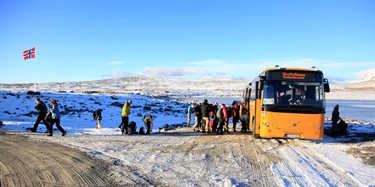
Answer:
[{"xmin": 252, "ymin": 80, "xmax": 263, "ymax": 138}]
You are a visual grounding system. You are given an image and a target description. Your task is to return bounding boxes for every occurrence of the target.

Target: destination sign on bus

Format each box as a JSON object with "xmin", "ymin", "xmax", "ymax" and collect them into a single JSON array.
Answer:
[{"xmin": 267, "ymin": 71, "xmax": 321, "ymax": 81}]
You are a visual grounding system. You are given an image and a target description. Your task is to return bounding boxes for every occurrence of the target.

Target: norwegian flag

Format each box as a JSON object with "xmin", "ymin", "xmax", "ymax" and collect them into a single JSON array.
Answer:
[{"xmin": 23, "ymin": 47, "xmax": 36, "ymax": 60}]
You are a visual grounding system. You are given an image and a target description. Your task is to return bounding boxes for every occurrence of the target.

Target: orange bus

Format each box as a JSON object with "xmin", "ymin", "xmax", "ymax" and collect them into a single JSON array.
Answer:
[{"xmin": 241, "ymin": 65, "xmax": 330, "ymax": 140}]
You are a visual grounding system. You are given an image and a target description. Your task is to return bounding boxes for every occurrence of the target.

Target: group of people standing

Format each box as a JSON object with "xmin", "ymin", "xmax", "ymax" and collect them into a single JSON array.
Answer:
[
  {"xmin": 31, "ymin": 98, "xmax": 67, "ymax": 136},
  {"xmin": 31, "ymin": 97, "xmax": 250, "ymax": 136},
  {"xmin": 186, "ymin": 99, "xmax": 249, "ymax": 135}
]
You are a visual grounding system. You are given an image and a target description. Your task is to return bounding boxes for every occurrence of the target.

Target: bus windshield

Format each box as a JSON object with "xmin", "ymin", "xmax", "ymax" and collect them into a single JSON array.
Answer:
[{"xmin": 263, "ymin": 80, "xmax": 325, "ymax": 113}]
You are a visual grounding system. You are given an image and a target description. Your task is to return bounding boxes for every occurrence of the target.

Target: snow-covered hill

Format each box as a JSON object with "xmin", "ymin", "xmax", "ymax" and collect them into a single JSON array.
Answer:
[
  {"xmin": 326, "ymin": 69, "xmax": 375, "ymax": 100},
  {"xmin": 0, "ymin": 76, "xmax": 247, "ymax": 98},
  {"xmin": 1, "ymin": 69, "xmax": 374, "ymax": 100},
  {"xmin": 352, "ymin": 68, "xmax": 375, "ymax": 82}
]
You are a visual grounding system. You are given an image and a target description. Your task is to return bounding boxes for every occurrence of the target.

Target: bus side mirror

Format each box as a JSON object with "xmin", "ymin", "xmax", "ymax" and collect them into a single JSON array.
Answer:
[
  {"xmin": 256, "ymin": 81, "xmax": 264, "ymax": 99},
  {"xmin": 259, "ymin": 76, "xmax": 265, "ymax": 90},
  {"xmin": 324, "ymin": 78, "xmax": 330, "ymax": 93},
  {"xmin": 258, "ymin": 80, "xmax": 264, "ymax": 90}
]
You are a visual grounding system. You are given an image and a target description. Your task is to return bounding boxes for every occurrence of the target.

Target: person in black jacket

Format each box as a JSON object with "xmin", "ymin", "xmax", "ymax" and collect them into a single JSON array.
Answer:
[
  {"xmin": 240, "ymin": 108, "xmax": 249, "ymax": 133},
  {"xmin": 331, "ymin": 105, "xmax": 341, "ymax": 135},
  {"xmin": 200, "ymin": 99, "xmax": 212, "ymax": 133},
  {"xmin": 192, "ymin": 103, "xmax": 202, "ymax": 132},
  {"xmin": 29, "ymin": 98, "xmax": 50, "ymax": 132},
  {"xmin": 93, "ymin": 109, "xmax": 103, "ymax": 131}
]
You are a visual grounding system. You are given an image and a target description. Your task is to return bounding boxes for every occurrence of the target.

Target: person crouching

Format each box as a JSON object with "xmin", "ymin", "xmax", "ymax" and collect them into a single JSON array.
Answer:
[{"xmin": 143, "ymin": 114, "xmax": 156, "ymax": 134}]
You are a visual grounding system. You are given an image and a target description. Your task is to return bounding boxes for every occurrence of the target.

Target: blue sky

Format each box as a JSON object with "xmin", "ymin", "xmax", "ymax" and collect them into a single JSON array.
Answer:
[{"xmin": 0, "ymin": 0, "xmax": 374, "ymax": 84}]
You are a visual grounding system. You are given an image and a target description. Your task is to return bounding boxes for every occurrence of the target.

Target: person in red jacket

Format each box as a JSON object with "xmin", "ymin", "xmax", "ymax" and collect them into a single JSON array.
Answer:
[{"xmin": 216, "ymin": 104, "xmax": 226, "ymax": 135}]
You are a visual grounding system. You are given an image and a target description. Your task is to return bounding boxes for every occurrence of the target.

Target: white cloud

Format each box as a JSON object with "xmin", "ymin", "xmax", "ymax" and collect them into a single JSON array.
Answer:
[
  {"xmin": 101, "ymin": 58, "xmax": 374, "ymax": 83},
  {"xmin": 248, "ymin": 58, "xmax": 373, "ymax": 70},
  {"xmin": 105, "ymin": 61, "xmax": 124, "ymax": 65},
  {"xmin": 101, "ymin": 71, "xmax": 140, "ymax": 78},
  {"xmin": 187, "ymin": 59, "xmax": 226, "ymax": 66},
  {"xmin": 246, "ymin": 58, "xmax": 375, "ymax": 82},
  {"xmin": 142, "ymin": 67, "xmax": 209, "ymax": 76}
]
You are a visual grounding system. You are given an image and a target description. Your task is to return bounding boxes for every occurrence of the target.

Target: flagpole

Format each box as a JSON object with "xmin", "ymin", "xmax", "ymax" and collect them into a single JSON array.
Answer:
[{"xmin": 34, "ymin": 57, "xmax": 36, "ymax": 92}]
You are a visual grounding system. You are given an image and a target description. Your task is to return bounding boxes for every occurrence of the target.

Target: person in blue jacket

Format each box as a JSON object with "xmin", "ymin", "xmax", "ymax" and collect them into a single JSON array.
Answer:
[{"xmin": 47, "ymin": 99, "xmax": 66, "ymax": 136}]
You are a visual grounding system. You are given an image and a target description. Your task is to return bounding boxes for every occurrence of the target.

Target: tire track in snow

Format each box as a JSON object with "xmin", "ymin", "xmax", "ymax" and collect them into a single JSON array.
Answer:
[{"xmin": 274, "ymin": 140, "xmax": 365, "ymax": 187}]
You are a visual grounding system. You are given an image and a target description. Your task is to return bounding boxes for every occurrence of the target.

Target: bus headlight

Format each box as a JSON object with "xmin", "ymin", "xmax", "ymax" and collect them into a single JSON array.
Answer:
[
  {"xmin": 313, "ymin": 125, "xmax": 323, "ymax": 129},
  {"xmin": 264, "ymin": 123, "xmax": 275, "ymax": 127}
]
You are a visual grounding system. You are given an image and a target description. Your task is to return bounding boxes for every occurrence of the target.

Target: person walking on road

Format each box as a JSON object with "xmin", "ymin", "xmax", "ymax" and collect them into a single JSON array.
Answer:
[
  {"xmin": 47, "ymin": 99, "xmax": 67, "ymax": 136},
  {"xmin": 29, "ymin": 97, "xmax": 50, "ymax": 132}
]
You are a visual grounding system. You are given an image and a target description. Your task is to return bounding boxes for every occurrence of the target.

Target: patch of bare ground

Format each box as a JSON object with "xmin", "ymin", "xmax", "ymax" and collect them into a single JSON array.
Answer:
[
  {"xmin": 324, "ymin": 118, "xmax": 375, "ymax": 166},
  {"xmin": 0, "ymin": 129, "xmax": 119, "ymax": 187},
  {"xmin": 346, "ymin": 144, "xmax": 375, "ymax": 165}
]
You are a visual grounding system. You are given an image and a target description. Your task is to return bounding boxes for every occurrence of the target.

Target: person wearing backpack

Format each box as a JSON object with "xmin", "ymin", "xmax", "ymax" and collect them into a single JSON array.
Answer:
[
  {"xmin": 209, "ymin": 103, "xmax": 218, "ymax": 133},
  {"xmin": 186, "ymin": 104, "xmax": 194, "ymax": 128},
  {"xmin": 216, "ymin": 104, "xmax": 228, "ymax": 135},
  {"xmin": 93, "ymin": 109, "xmax": 103, "ymax": 131},
  {"xmin": 29, "ymin": 97, "xmax": 50, "ymax": 132},
  {"xmin": 47, "ymin": 99, "xmax": 67, "ymax": 136},
  {"xmin": 222, "ymin": 104, "xmax": 229, "ymax": 134}
]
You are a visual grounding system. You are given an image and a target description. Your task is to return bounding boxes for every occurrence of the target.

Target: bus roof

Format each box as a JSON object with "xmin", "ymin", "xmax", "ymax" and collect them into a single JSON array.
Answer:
[{"xmin": 264, "ymin": 66, "xmax": 323, "ymax": 73}]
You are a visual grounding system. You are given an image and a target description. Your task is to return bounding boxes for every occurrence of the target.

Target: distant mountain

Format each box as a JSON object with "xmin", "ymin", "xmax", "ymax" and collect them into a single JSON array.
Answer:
[
  {"xmin": 328, "ymin": 69, "xmax": 375, "ymax": 96},
  {"xmin": 351, "ymin": 68, "xmax": 375, "ymax": 83},
  {"xmin": 1, "ymin": 74, "xmax": 373, "ymax": 100},
  {"xmin": 0, "ymin": 76, "xmax": 249, "ymax": 98}
]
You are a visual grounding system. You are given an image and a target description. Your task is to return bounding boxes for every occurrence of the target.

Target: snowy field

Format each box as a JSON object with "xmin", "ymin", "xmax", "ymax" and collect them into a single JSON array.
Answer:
[{"xmin": 0, "ymin": 76, "xmax": 374, "ymax": 186}]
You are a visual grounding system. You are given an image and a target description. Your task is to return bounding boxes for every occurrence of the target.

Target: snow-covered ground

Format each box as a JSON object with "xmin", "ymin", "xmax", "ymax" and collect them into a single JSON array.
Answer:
[{"xmin": 0, "ymin": 76, "xmax": 374, "ymax": 186}]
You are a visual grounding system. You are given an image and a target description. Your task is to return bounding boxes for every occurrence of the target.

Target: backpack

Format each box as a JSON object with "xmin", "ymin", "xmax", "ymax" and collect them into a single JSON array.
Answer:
[
  {"xmin": 41, "ymin": 102, "xmax": 48, "ymax": 114},
  {"xmin": 226, "ymin": 107, "xmax": 232, "ymax": 118},
  {"xmin": 139, "ymin": 127, "xmax": 145, "ymax": 135},
  {"xmin": 216, "ymin": 108, "xmax": 223, "ymax": 118},
  {"xmin": 185, "ymin": 107, "xmax": 188, "ymax": 114},
  {"xmin": 232, "ymin": 104, "xmax": 239, "ymax": 119},
  {"xmin": 338, "ymin": 120, "xmax": 348, "ymax": 135},
  {"xmin": 93, "ymin": 109, "xmax": 102, "ymax": 120},
  {"xmin": 129, "ymin": 121, "xmax": 137, "ymax": 132}
]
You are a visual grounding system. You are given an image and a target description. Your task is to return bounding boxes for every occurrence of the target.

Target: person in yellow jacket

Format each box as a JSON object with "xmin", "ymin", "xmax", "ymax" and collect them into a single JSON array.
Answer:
[{"xmin": 121, "ymin": 100, "xmax": 132, "ymax": 135}]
